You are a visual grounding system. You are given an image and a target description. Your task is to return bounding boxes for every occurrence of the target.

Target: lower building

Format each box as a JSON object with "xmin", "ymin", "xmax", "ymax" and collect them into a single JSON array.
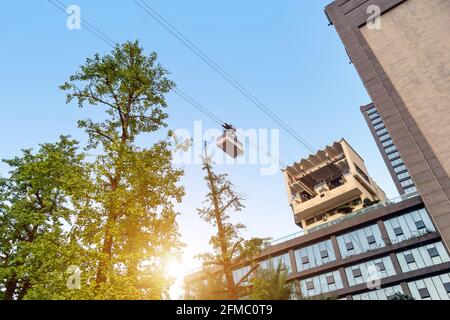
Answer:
[{"xmin": 184, "ymin": 141, "xmax": 450, "ymax": 300}]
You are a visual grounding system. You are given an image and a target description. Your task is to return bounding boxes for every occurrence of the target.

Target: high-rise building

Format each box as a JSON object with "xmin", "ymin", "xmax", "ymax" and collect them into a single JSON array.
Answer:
[
  {"xmin": 361, "ymin": 103, "xmax": 417, "ymax": 195},
  {"xmin": 185, "ymin": 140, "xmax": 450, "ymax": 300},
  {"xmin": 325, "ymin": 0, "xmax": 450, "ymax": 252}
]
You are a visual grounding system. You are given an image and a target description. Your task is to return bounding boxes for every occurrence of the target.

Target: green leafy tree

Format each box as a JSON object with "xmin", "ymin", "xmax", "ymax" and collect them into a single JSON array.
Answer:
[
  {"xmin": 249, "ymin": 262, "xmax": 295, "ymax": 300},
  {"xmin": 59, "ymin": 41, "xmax": 184, "ymax": 299},
  {"xmin": 196, "ymin": 152, "xmax": 268, "ymax": 300},
  {"xmin": 0, "ymin": 136, "xmax": 89, "ymax": 300}
]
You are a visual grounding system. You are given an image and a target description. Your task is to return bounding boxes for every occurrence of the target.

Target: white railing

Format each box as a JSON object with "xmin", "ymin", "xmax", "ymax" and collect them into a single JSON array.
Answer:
[
  {"xmin": 269, "ymin": 191, "xmax": 420, "ymax": 245},
  {"xmin": 308, "ymin": 191, "xmax": 420, "ymax": 233}
]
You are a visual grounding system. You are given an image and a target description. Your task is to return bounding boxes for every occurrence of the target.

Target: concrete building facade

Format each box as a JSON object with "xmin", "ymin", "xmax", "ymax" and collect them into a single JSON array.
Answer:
[{"xmin": 324, "ymin": 0, "xmax": 450, "ymax": 252}]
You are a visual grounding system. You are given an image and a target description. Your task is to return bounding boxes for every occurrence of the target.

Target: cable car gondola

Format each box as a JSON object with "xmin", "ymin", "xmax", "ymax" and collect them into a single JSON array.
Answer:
[{"xmin": 216, "ymin": 123, "xmax": 244, "ymax": 158}]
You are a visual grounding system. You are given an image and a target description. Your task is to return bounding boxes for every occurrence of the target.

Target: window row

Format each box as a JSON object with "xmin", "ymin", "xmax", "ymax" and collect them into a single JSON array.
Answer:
[
  {"xmin": 408, "ymin": 273, "xmax": 450, "ymax": 300},
  {"xmin": 345, "ymin": 256, "xmax": 396, "ymax": 287},
  {"xmin": 396, "ymin": 242, "xmax": 450, "ymax": 273},
  {"xmin": 294, "ymin": 239, "xmax": 336, "ymax": 272},
  {"xmin": 349, "ymin": 272, "xmax": 450, "ymax": 300},
  {"xmin": 299, "ymin": 270, "xmax": 344, "ymax": 298},
  {"xmin": 384, "ymin": 208, "xmax": 435, "ymax": 243},
  {"xmin": 336, "ymin": 224, "xmax": 385, "ymax": 259},
  {"xmin": 352, "ymin": 285, "xmax": 404, "ymax": 300},
  {"xmin": 232, "ymin": 207, "xmax": 433, "ymax": 286}
]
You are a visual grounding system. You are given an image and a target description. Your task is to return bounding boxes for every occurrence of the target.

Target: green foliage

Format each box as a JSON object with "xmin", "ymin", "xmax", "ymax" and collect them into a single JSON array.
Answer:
[
  {"xmin": 0, "ymin": 136, "xmax": 89, "ymax": 300},
  {"xmin": 1, "ymin": 41, "xmax": 184, "ymax": 300},
  {"xmin": 304, "ymin": 293, "xmax": 336, "ymax": 300},
  {"xmin": 389, "ymin": 292, "xmax": 414, "ymax": 300},
  {"xmin": 249, "ymin": 262, "xmax": 294, "ymax": 300},
  {"xmin": 363, "ymin": 198, "xmax": 381, "ymax": 208},
  {"xmin": 58, "ymin": 41, "xmax": 184, "ymax": 300}
]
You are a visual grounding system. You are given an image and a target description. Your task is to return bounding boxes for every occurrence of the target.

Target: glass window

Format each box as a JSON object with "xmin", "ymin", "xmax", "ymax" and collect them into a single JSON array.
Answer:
[
  {"xmin": 401, "ymin": 179, "xmax": 414, "ymax": 188},
  {"xmin": 345, "ymin": 256, "xmax": 396, "ymax": 287},
  {"xmin": 387, "ymin": 152, "xmax": 400, "ymax": 160},
  {"xmin": 352, "ymin": 268, "xmax": 362, "ymax": 278},
  {"xmin": 372, "ymin": 119, "xmax": 383, "ymax": 128},
  {"xmin": 233, "ymin": 266, "xmax": 251, "ymax": 285},
  {"xmin": 374, "ymin": 123, "xmax": 385, "ymax": 131},
  {"xmin": 397, "ymin": 172, "xmax": 411, "ymax": 181},
  {"xmin": 394, "ymin": 165, "xmax": 407, "ymax": 173},
  {"xmin": 384, "ymin": 208, "xmax": 436, "ymax": 244},
  {"xmin": 405, "ymin": 254, "xmax": 415, "ymax": 264},
  {"xmin": 415, "ymin": 220, "xmax": 426, "ymax": 230},
  {"xmin": 394, "ymin": 227, "xmax": 404, "ymax": 236},
  {"xmin": 419, "ymin": 288, "xmax": 431, "ymax": 299},
  {"xmin": 404, "ymin": 186, "xmax": 418, "ymax": 194},
  {"xmin": 384, "ymin": 145, "xmax": 397, "ymax": 154},
  {"xmin": 375, "ymin": 262, "xmax": 386, "ymax": 272},
  {"xmin": 299, "ymin": 270, "xmax": 344, "ymax": 298},
  {"xmin": 337, "ymin": 224, "xmax": 385, "ymax": 259},
  {"xmin": 379, "ymin": 133, "xmax": 391, "ymax": 142},
  {"xmin": 391, "ymin": 158, "xmax": 404, "ymax": 167},
  {"xmin": 377, "ymin": 128, "xmax": 388, "ymax": 136},
  {"xmin": 260, "ymin": 253, "xmax": 292, "ymax": 274},
  {"xmin": 382, "ymin": 139, "xmax": 394, "ymax": 148},
  {"xmin": 408, "ymin": 273, "xmax": 450, "ymax": 300},
  {"xmin": 444, "ymin": 283, "xmax": 450, "ymax": 294},
  {"xmin": 367, "ymin": 108, "xmax": 377, "ymax": 116},
  {"xmin": 353, "ymin": 285, "xmax": 403, "ymax": 300},
  {"xmin": 294, "ymin": 239, "xmax": 336, "ymax": 272},
  {"xmin": 368, "ymin": 111, "xmax": 379, "ymax": 119},
  {"xmin": 397, "ymin": 242, "xmax": 450, "ymax": 273},
  {"xmin": 428, "ymin": 247, "xmax": 440, "ymax": 258}
]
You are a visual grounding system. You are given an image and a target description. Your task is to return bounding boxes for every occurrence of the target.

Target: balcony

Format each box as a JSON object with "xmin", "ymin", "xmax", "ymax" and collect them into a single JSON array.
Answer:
[{"xmin": 292, "ymin": 173, "xmax": 366, "ymax": 221}]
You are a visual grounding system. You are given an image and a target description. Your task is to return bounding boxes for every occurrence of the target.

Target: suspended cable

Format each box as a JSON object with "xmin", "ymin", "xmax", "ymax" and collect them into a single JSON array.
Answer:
[
  {"xmin": 46, "ymin": 0, "xmax": 290, "ymax": 169},
  {"xmin": 133, "ymin": 0, "xmax": 316, "ymax": 154}
]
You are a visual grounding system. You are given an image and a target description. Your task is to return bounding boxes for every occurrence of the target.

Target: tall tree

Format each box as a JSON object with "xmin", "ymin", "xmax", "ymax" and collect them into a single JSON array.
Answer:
[
  {"xmin": 60, "ymin": 41, "xmax": 184, "ymax": 299},
  {"xmin": 0, "ymin": 136, "xmax": 89, "ymax": 300},
  {"xmin": 197, "ymin": 151, "xmax": 267, "ymax": 300}
]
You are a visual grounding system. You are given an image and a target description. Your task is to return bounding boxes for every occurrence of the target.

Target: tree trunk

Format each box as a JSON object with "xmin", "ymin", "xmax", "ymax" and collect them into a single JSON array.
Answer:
[
  {"xmin": 95, "ymin": 178, "xmax": 119, "ymax": 288},
  {"xmin": 95, "ymin": 217, "xmax": 115, "ymax": 288},
  {"xmin": 204, "ymin": 162, "xmax": 238, "ymax": 300},
  {"xmin": 4, "ymin": 277, "xmax": 18, "ymax": 300}
]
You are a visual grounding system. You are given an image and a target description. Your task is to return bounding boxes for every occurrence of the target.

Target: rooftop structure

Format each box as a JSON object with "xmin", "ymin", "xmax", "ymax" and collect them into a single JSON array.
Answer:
[{"xmin": 283, "ymin": 139, "xmax": 386, "ymax": 231}]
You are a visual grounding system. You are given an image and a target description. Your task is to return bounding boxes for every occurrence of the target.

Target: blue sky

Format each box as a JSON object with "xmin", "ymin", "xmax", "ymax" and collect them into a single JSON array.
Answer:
[{"xmin": 0, "ymin": 0, "xmax": 398, "ymax": 297}]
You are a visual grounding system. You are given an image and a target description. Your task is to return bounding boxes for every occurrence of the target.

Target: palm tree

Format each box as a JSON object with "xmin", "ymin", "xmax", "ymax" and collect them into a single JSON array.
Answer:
[
  {"xmin": 389, "ymin": 292, "xmax": 414, "ymax": 300},
  {"xmin": 249, "ymin": 262, "xmax": 295, "ymax": 300},
  {"xmin": 187, "ymin": 271, "xmax": 229, "ymax": 300}
]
